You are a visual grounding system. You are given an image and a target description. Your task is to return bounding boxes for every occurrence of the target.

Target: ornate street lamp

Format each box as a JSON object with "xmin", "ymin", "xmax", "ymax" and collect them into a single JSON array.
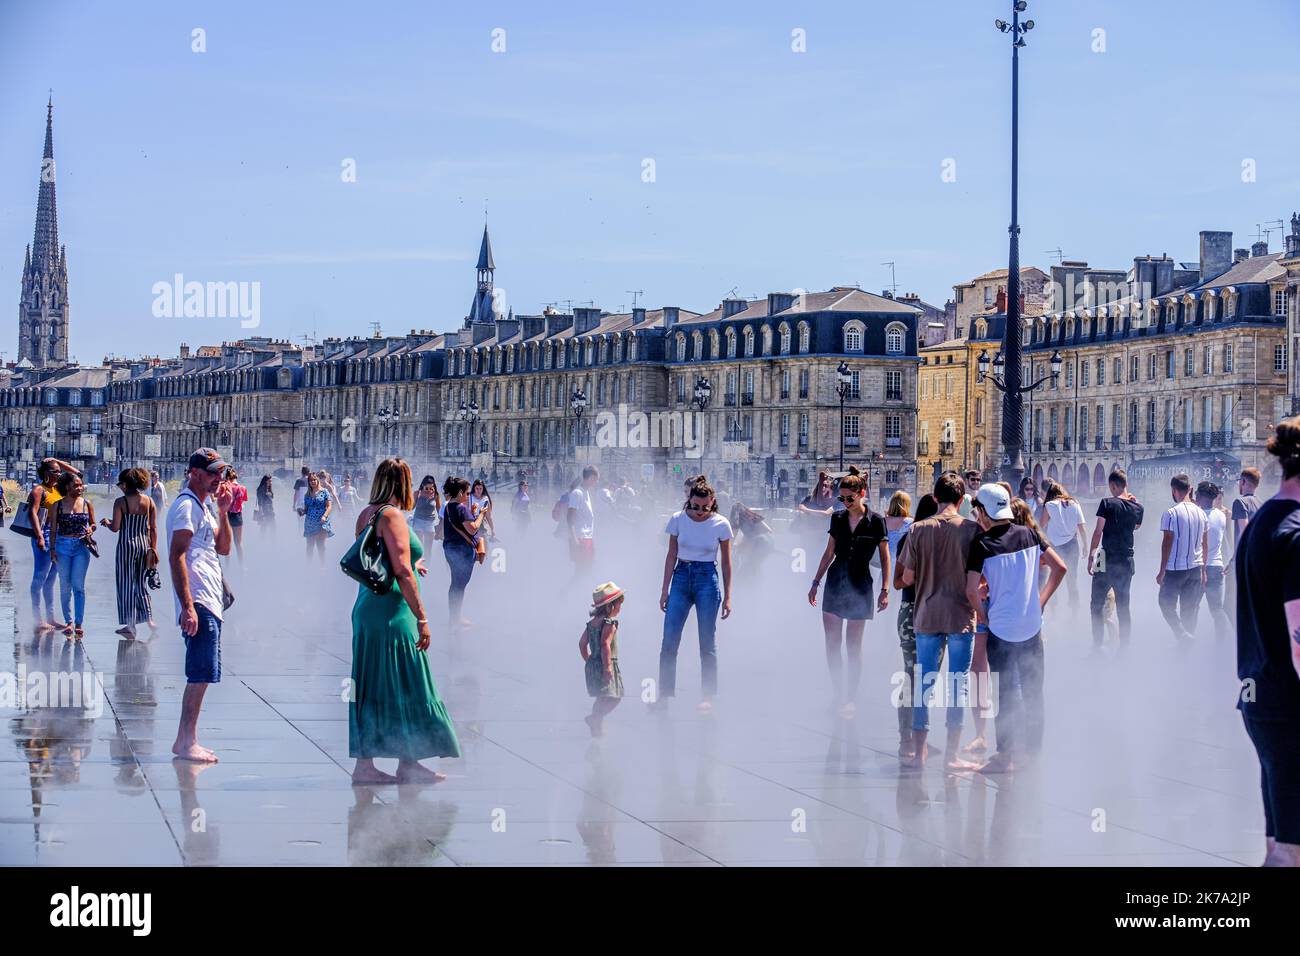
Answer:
[
  {"xmin": 994, "ymin": 0, "xmax": 1036, "ymax": 486},
  {"xmin": 835, "ymin": 361, "xmax": 852, "ymax": 471},
  {"xmin": 376, "ymin": 405, "xmax": 400, "ymax": 455},
  {"xmin": 570, "ymin": 387, "xmax": 588, "ymax": 459}
]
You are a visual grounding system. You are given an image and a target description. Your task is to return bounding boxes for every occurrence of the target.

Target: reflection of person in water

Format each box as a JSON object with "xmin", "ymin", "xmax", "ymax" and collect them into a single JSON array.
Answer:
[{"xmin": 348, "ymin": 786, "xmax": 458, "ymax": 865}]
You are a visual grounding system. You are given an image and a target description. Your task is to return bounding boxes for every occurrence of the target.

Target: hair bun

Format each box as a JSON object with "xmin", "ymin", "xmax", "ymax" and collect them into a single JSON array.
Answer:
[{"xmin": 1268, "ymin": 417, "xmax": 1300, "ymax": 463}]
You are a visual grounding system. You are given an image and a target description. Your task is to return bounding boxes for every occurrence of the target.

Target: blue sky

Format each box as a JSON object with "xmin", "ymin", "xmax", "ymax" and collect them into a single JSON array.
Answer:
[{"xmin": 2, "ymin": 0, "xmax": 1299, "ymax": 362}]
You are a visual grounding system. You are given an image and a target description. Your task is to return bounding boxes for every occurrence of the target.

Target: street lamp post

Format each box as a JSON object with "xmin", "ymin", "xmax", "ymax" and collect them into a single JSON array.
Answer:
[
  {"xmin": 376, "ymin": 405, "xmax": 400, "ymax": 456},
  {"xmin": 978, "ymin": 347, "xmax": 1061, "ymax": 482},
  {"xmin": 994, "ymin": 1, "xmax": 1036, "ymax": 488},
  {"xmin": 570, "ymin": 387, "xmax": 588, "ymax": 461},
  {"xmin": 835, "ymin": 361, "xmax": 852, "ymax": 472}
]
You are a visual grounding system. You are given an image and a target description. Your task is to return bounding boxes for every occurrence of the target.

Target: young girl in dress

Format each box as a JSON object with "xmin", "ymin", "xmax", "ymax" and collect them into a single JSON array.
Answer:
[{"xmin": 579, "ymin": 582, "xmax": 624, "ymax": 737}]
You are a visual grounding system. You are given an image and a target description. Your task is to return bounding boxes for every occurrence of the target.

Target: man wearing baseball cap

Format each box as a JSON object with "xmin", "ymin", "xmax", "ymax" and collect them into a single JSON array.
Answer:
[
  {"xmin": 964, "ymin": 482, "xmax": 1066, "ymax": 773},
  {"xmin": 166, "ymin": 448, "xmax": 234, "ymax": 762}
]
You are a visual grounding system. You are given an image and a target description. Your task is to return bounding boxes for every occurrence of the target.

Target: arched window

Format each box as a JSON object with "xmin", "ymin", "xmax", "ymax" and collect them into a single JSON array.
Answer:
[
  {"xmin": 676, "ymin": 333, "xmax": 687, "ymax": 362},
  {"xmin": 779, "ymin": 324, "xmax": 791, "ymax": 355},
  {"xmin": 743, "ymin": 326, "xmax": 755, "ymax": 357},
  {"xmin": 761, "ymin": 326, "xmax": 773, "ymax": 355},
  {"xmin": 598, "ymin": 338, "xmax": 608, "ymax": 364},
  {"xmin": 628, "ymin": 336, "xmax": 639, "ymax": 362},
  {"xmin": 798, "ymin": 322, "xmax": 810, "ymax": 353},
  {"xmin": 725, "ymin": 328, "xmax": 737, "ymax": 358},
  {"xmin": 691, "ymin": 331, "xmax": 703, "ymax": 359},
  {"xmin": 844, "ymin": 322, "xmax": 864, "ymax": 353},
  {"xmin": 885, "ymin": 324, "xmax": 905, "ymax": 354},
  {"xmin": 709, "ymin": 330, "xmax": 720, "ymax": 359}
]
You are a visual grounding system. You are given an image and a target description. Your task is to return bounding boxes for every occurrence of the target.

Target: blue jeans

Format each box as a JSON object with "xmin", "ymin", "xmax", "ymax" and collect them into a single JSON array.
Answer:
[
  {"xmin": 660, "ymin": 561, "xmax": 721, "ymax": 699},
  {"xmin": 30, "ymin": 537, "xmax": 57, "ymax": 620},
  {"xmin": 54, "ymin": 536, "xmax": 91, "ymax": 626},
  {"xmin": 913, "ymin": 632, "xmax": 974, "ymax": 732},
  {"xmin": 443, "ymin": 544, "xmax": 476, "ymax": 623}
]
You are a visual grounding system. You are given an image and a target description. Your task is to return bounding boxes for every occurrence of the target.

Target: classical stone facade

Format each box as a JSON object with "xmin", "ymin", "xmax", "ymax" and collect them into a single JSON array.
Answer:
[{"xmin": 1023, "ymin": 231, "xmax": 1289, "ymax": 494}]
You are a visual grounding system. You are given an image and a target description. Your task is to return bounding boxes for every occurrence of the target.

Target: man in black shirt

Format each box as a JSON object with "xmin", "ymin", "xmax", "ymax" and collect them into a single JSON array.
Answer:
[
  {"xmin": 1235, "ymin": 423, "xmax": 1300, "ymax": 866},
  {"xmin": 1227, "ymin": 467, "xmax": 1262, "ymax": 621},
  {"xmin": 1087, "ymin": 468, "xmax": 1143, "ymax": 649}
]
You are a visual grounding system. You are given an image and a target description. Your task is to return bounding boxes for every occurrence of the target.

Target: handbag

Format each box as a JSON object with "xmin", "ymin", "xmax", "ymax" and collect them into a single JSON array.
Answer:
[
  {"xmin": 10, "ymin": 498, "xmax": 34, "ymax": 538},
  {"xmin": 222, "ymin": 575, "xmax": 235, "ymax": 611},
  {"xmin": 339, "ymin": 505, "xmax": 394, "ymax": 593}
]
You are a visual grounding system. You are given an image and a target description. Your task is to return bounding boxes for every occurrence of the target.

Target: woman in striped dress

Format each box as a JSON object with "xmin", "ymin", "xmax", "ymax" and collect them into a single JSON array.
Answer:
[{"xmin": 99, "ymin": 468, "xmax": 158, "ymax": 638}]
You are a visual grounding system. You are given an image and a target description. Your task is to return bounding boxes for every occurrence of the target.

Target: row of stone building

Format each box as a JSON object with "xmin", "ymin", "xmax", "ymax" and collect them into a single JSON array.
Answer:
[{"xmin": 916, "ymin": 219, "xmax": 1300, "ymax": 497}]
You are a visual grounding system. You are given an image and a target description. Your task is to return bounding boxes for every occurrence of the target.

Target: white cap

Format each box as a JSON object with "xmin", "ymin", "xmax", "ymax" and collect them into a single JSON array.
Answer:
[{"xmin": 975, "ymin": 483, "xmax": 1014, "ymax": 520}]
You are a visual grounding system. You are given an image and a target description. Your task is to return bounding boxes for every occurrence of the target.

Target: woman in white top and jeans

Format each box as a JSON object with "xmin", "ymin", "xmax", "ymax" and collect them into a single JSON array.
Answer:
[
  {"xmin": 1039, "ymin": 479, "xmax": 1087, "ymax": 609},
  {"xmin": 656, "ymin": 478, "xmax": 733, "ymax": 713}
]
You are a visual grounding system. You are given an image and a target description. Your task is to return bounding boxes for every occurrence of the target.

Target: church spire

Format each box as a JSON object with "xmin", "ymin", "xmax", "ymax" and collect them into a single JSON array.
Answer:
[
  {"xmin": 30, "ymin": 96, "xmax": 59, "ymax": 277},
  {"xmin": 19, "ymin": 95, "xmax": 70, "ymax": 369},
  {"xmin": 467, "ymin": 225, "xmax": 498, "ymax": 325}
]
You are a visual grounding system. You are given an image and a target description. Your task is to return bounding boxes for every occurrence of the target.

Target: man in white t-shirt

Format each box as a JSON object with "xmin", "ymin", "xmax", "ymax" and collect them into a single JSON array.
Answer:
[
  {"xmin": 1194, "ymin": 480, "xmax": 1231, "ymax": 639},
  {"xmin": 167, "ymin": 448, "xmax": 234, "ymax": 762},
  {"xmin": 567, "ymin": 465, "xmax": 599, "ymax": 574},
  {"xmin": 1157, "ymin": 473, "xmax": 1208, "ymax": 643}
]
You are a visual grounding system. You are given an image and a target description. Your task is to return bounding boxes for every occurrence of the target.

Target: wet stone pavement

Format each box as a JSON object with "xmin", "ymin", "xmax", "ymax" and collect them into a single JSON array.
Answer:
[{"xmin": 0, "ymin": 524, "xmax": 1268, "ymax": 867}]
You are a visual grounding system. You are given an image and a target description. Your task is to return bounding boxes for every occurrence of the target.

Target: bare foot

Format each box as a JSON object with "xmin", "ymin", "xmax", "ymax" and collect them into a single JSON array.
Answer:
[
  {"xmin": 351, "ymin": 765, "xmax": 398, "ymax": 785},
  {"xmin": 962, "ymin": 736, "xmax": 988, "ymax": 754},
  {"xmin": 172, "ymin": 743, "xmax": 219, "ymax": 763},
  {"xmin": 945, "ymin": 755, "xmax": 983, "ymax": 771},
  {"xmin": 697, "ymin": 700, "xmax": 713, "ymax": 714},
  {"xmin": 396, "ymin": 762, "xmax": 447, "ymax": 784},
  {"xmin": 584, "ymin": 714, "xmax": 603, "ymax": 737},
  {"xmin": 838, "ymin": 702, "xmax": 856, "ymax": 720}
]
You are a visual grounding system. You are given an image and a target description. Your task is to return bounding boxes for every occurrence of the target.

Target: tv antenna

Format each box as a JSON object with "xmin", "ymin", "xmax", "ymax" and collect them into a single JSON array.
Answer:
[
  {"xmin": 881, "ymin": 261, "xmax": 898, "ymax": 296},
  {"xmin": 369, "ymin": 321, "xmax": 382, "ymax": 337},
  {"xmin": 1257, "ymin": 220, "xmax": 1284, "ymax": 247},
  {"xmin": 725, "ymin": 286, "xmax": 741, "ymax": 300},
  {"xmin": 625, "ymin": 289, "xmax": 644, "ymax": 309},
  {"xmin": 1043, "ymin": 247, "xmax": 1065, "ymax": 262}
]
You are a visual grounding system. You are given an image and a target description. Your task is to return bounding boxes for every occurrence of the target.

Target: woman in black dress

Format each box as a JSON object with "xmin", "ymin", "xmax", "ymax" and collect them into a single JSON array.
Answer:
[{"xmin": 808, "ymin": 473, "xmax": 890, "ymax": 718}]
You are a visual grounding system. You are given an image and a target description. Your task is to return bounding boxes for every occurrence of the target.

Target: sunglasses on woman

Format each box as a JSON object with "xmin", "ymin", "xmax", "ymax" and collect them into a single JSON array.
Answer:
[
  {"xmin": 837, "ymin": 495, "xmax": 858, "ymax": 503},
  {"xmin": 686, "ymin": 502, "xmax": 711, "ymax": 513}
]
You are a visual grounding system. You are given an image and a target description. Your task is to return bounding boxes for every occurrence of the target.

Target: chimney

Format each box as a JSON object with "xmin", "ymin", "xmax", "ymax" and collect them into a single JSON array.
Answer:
[
  {"xmin": 521, "ymin": 315, "xmax": 546, "ymax": 339},
  {"xmin": 573, "ymin": 307, "xmax": 601, "ymax": 334},
  {"xmin": 1252, "ymin": 240, "xmax": 1269, "ymax": 258},
  {"xmin": 1131, "ymin": 255, "xmax": 1174, "ymax": 298},
  {"xmin": 1287, "ymin": 212, "xmax": 1300, "ymax": 257},
  {"xmin": 495, "ymin": 315, "xmax": 521, "ymax": 341},
  {"xmin": 1234, "ymin": 247, "xmax": 1251, "ymax": 264},
  {"xmin": 631, "ymin": 307, "xmax": 647, "ymax": 325},
  {"xmin": 721, "ymin": 298, "xmax": 747, "ymax": 318},
  {"xmin": 544, "ymin": 311, "xmax": 573, "ymax": 338},
  {"xmin": 662, "ymin": 306, "xmax": 680, "ymax": 328},
  {"xmin": 767, "ymin": 292, "xmax": 795, "ymax": 315},
  {"xmin": 882, "ymin": 290, "xmax": 894, "ymax": 299},
  {"xmin": 471, "ymin": 321, "xmax": 495, "ymax": 344},
  {"xmin": 179, "ymin": 343, "xmax": 190, "ymax": 360},
  {"xmin": 1198, "ymin": 230, "xmax": 1232, "ymax": 283},
  {"xmin": 995, "ymin": 287, "xmax": 1007, "ymax": 313}
]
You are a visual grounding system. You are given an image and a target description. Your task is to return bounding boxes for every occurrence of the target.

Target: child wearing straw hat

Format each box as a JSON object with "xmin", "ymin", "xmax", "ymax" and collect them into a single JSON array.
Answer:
[{"xmin": 580, "ymin": 582, "xmax": 625, "ymax": 736}]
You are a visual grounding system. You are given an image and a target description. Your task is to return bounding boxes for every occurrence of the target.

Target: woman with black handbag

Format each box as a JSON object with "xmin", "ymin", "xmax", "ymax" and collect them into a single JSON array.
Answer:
[
  {"xmin": 348, "ymin": 458, "xmax": 460, "ymax": 786},
  {"xmin": 100, "ymin": 467, "xmax": 158, "ymax": 638}
]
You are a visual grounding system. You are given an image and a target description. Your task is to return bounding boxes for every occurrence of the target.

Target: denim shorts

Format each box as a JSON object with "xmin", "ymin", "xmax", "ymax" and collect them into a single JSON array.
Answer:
[{"xmin": 183, "ymin": 603, "xmax": 222, "ymax": 684}]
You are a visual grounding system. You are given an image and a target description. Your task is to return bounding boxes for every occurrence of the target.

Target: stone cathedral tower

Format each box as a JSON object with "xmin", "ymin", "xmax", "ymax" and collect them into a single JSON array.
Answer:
[{"xmin": 18, "ymin": 97, "xmax": 70, "ymax": 368}]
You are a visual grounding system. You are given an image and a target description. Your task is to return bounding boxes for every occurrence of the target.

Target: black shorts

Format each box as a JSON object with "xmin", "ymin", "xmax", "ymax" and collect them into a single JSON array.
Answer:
[
  {"xmin": 1242, "ymin": 711, "xmax": 1300, "ymax": 844},
  {"xmin": 228, "ymin": 511, "xmax": 243, "ymax": 527}
]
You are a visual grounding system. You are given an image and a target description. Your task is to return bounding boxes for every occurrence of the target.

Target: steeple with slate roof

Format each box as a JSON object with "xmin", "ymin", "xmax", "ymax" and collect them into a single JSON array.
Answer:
[
  {"xmin": 19, "ymin": 96, "xmax": 70, "ymax": 368},
  {"xmin": 466, "ymin": 225, "xmax": 497, "ymax": 326}
]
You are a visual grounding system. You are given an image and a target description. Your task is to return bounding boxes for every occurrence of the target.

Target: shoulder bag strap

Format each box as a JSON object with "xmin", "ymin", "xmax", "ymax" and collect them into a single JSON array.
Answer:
[{"xmin": 449, "ymin": 505, "xmax": 477, "ymax": 548}]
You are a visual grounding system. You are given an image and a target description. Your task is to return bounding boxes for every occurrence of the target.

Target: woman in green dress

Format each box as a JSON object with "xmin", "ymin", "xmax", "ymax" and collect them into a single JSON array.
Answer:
[{"xmin": 350, "ymin": 458, "xmax": 461, "ymax": 785}]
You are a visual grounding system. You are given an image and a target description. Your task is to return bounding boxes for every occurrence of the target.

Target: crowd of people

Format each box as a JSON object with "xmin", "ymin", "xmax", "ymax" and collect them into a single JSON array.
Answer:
[{"xmin": 10, "ymin": 413, "xmax": 1299, "ymax": 866}]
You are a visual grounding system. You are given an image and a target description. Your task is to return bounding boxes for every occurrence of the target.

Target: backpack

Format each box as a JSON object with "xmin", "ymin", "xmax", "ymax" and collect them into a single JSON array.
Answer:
[{"xmin": 551, "ymin": 494, "xmax": 569, "ymax": 523}]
